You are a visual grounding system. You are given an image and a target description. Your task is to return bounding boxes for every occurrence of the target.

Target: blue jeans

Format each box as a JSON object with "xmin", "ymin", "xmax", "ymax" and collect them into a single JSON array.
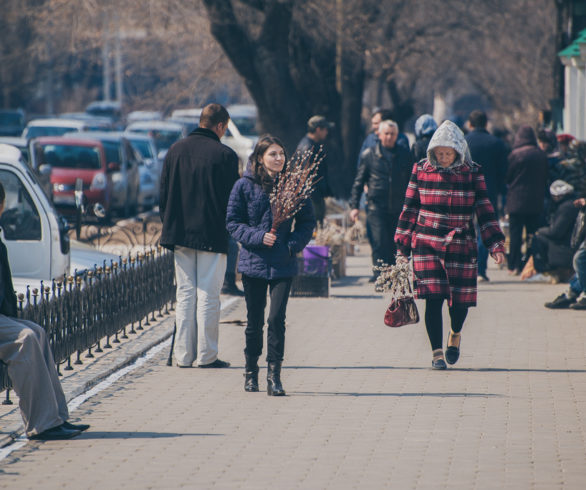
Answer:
[
  {"xmin": 570, "ymin": 241, "xmax": 586, "ymax": 295},
  {"xmin": 477, "ymin": 235, "xmax": 488, "ymax": 276}
]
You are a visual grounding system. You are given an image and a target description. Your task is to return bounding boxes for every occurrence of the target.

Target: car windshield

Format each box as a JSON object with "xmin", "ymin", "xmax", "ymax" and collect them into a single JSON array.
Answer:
[
  {"xmin": 231, "ymin": 116, "xmax": 258, "ymax": 137},
  {"xmin": 129, "ymin": 139, "xmax": 155, "ymax": 160},
  {"xmin": 0, "ymin": 113, "xmax": 24, "ymax": 126},
  {"xmin": 25, "ymin": 126, "xmax": 79, "ymax": 139},
  {"xmin": 39, "ymin": 144, "xmax": 101, "ymax": 170},
  {"xmin": 130, "ymin": 129, "xmax": 181, "ymax": 151},
  {"xmin": 102, "ymin": 141, "xmax": 121, "ymax": 165}
]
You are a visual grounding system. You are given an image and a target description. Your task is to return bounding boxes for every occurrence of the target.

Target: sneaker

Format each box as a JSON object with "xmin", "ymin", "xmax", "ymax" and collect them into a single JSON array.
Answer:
[
  {"xmin": 544, "ymin": 293, "xmax": 576, "ymax": 309},
  {"xmin": 570, "ymin": 295, "xmax": 586, "ymax": 310},
  {"xmin": 478, "ymin": 273, "xmax": 490, "ymax": 282},
  {"xmin": 432, "ymin": 358, "xmax": 447, "ymax": 370}
]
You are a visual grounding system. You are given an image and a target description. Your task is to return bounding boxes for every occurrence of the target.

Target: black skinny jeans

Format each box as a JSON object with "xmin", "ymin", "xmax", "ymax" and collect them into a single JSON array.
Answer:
[
  {"xmin": 424, "ymin": 298, "xmax": 468, "ymax": 351},
  {"xmin": 242, "ymin": 275, "xmax": 292, "ymax": 362}
]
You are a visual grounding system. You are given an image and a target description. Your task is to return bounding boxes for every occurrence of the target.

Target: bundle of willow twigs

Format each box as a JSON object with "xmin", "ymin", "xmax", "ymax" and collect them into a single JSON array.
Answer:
[{"xmin": 269, "ymin": 146, "xmax": 325, "ymax": 233}]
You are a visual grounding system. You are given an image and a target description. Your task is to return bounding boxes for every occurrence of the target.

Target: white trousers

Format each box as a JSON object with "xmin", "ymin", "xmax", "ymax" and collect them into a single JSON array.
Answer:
[
  {"xmin": 173, "ymin": 246, "xmax": 226, "ymax": 366},
  {"xmin": 0, "ymin": 315, "xmax": 69, "ymax": 436}
]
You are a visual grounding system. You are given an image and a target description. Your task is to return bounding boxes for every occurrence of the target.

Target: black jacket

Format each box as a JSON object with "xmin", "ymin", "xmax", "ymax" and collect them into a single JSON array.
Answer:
[
  {"xmin": 159, "ymin": 127, "xmax": 239, "ymax": 253},
  {"xmin": 505, "ymin": 126, "xmax": 548, "ymax": 215},
  {"xmin": 349, "ymin": 142, "xmax": 413, "ymax": 214},
  {"xmin": 465, "ymin": 128, "xmax": 508, "ymax": 212},
  {"xmin": 0, "ymin": 237, "xmax": 18, "ymax": 317},
  {"xmin": 296, "ymin": 135, "xmax": 331, "ymax": 198}
]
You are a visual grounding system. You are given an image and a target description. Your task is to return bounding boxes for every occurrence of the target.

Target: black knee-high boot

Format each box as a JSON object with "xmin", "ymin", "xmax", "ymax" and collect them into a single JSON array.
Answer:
[
  {"xmin": 267, "ymin": 361, "xmax": 285, "ymax": 396},
  {"xmin": 244, "ymin": 356, "xmax": 259, "ymax": 392}
]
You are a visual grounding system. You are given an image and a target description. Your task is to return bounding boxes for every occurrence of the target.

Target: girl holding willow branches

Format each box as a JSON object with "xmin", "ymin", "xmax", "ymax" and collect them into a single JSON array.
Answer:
[{"xmin": 226, "ymin": 135, "xmax": 316, "ymax": 396}]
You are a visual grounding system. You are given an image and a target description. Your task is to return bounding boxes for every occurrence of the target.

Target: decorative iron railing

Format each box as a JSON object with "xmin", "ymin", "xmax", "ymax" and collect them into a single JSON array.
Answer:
[{"xmin": 0, "ymin": 247, "xmax": 175, "ymax": 402}]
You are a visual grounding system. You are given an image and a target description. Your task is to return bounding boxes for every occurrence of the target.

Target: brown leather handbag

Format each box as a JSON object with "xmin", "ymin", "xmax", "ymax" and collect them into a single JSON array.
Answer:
[{"xmin": 384, "ymin": 271, "xmax": 419, "ymax": 327}]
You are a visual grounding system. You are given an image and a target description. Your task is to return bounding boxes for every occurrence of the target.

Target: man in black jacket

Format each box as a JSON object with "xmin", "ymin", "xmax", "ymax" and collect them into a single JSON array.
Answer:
[
  {"xmin": 159, "ymin": 103, "xmax": 239, "ymax": 368},
  {"xmin": 296, "ymin": 115, "xmax": 334, "ymax": 227},
  {"xmin": 0, "ymin": 183, "xmax": 89, "ymax": 440},
  {"xmin": 349, "ymin": 120, "xmax": 413, "ymax": 279},
  {"xmin": 465, "ymin": 110, "xmax": 509, "ymax": 281}
]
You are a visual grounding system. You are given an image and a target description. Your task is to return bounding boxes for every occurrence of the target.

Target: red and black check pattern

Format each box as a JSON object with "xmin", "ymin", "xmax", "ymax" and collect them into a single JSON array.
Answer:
[{"xmin": 394, "ymin": 160, "xmax": 505, "ymax": 307}]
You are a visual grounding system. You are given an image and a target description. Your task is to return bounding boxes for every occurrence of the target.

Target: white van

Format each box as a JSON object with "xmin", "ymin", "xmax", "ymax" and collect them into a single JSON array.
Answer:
[{"xmin": 0, "ymin": 144, "xmax": 118, "ymax": 290}]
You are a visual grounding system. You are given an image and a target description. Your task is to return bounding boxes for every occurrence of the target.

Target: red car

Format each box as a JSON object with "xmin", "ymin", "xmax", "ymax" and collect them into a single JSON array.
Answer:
[{"xmin": 30, "ymin": 137, "xmax": 114, "ymax": 219}]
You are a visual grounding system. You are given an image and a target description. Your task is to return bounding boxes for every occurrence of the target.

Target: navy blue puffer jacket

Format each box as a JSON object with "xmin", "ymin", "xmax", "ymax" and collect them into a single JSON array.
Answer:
[{"xmin": 226, "ymin": 170, "xmax": 316, "ymax": 279}]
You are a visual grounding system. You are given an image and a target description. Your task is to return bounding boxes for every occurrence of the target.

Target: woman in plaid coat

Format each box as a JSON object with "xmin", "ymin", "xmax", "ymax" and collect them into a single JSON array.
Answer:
[{"xmin": 394, "ymin": 120, "xmax": 506, "ymax": 370}]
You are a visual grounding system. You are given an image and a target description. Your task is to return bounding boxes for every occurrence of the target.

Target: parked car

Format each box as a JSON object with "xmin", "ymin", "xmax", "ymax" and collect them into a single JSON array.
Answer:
[
  {"xmin": 29, "ymin": 137, "xmax": 114, "ymax": 219},
  {"xmin": 126, "ymin": 111, "xmax": 163, "ymax": 124},
  {"xmin": 0, "ymin": 109, "xmax": 26, "ymax": 136},
  {"xmin": 85, "ymin": 100, "xmax": 122, "ymax": 127},
  {"xmin": 168, "ymin": 108, "xmax": 255, "ymax": 170},
  {"xmin": 0, "ymin": 137, "xmax": 29, "ymax": 165},
  {"xmin": 123, "ymin": 132, "xmax": 161, "ymax": 210},
  {"xmin": 125, "ymin": 120, "xmax": 185, "ymax": 160},
  {"xmin": 226, "ymin": 104, "xmax": 259, "ymax": 141},
  {"xmin": 22, "ymin": 118, "xmax": 91, "ymax": 141},
  {"xmin": 68, "ymin": 132, "xmax": 141, "ymax": 217},
  {"xmin": 58, "ymin": 112, "xmax": 113, "ymax": 131}
]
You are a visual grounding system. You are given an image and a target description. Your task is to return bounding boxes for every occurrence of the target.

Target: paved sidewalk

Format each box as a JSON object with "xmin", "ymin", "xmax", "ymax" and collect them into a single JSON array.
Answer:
[{"xmin": 1, "ymin": 246, "xmax": 585, "ymax": 489}]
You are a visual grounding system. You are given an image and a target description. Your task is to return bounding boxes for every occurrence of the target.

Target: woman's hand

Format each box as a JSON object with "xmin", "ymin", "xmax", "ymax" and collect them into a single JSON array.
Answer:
[
  {"xmin": 349, "ymin": 209, "xmax": 360, "ymax": 222},
  {"xmin": 263, "ymin": 232, "xmax": 277, "ymax": 247},
  {"xmin": 492, "ymin": 252, "xmax": 505, "ymax": 265}
]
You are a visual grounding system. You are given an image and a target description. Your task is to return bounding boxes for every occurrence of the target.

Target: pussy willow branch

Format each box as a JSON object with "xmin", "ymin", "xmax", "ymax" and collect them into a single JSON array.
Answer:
[{"xmin": 269, "ymin": 146, "xmax": 325, "ymax": 233}]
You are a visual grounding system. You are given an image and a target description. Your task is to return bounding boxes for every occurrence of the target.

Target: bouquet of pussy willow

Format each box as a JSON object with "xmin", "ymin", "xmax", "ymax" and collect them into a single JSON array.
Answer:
[{"xmin": 269, "ymin": 146, "xmax": 325, "ymax": 233}]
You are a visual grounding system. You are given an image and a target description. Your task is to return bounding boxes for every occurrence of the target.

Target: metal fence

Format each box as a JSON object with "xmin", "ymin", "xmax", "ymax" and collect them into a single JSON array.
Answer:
[{"xmin": 0, "ymin": 247, "xmax": 175, "ymax": 402}]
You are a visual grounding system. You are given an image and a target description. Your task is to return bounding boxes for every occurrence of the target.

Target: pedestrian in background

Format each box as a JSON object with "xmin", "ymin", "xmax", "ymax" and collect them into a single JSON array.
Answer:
[
  {"xmin": 505, "ymin": 125, "xmax": 548, "ymax": 275},
  {"xmin": 465, "ymin": 110, "xmax": 509, "ymax": 281},
  {"xmin": 349, "ymin": 120, "xmax": 413, "ymax": 280},
  {"xmin": 226, "ymin": 135, "xmax": 315, "ymax": 395},
  {"xmin": 411, "ymin": 114, "xmax": 438, "ymax": 162},
  {"xmin": 395, "ymin": 121, "xmax": 505, "ymax": 370},
  {"xmin": 0, "ymin": 182, "xmax": 89, "ymax": 440},
  {"xmin": 545, "ymin": 197, "xmax": 586, "ymax": 310},
  {"xmin": 160, "ymin": 103, "xmax": 239, "ymax": 368},
  {"xmin": 296, "ymin": 115, "xmax": 333, "ymax": 227}
]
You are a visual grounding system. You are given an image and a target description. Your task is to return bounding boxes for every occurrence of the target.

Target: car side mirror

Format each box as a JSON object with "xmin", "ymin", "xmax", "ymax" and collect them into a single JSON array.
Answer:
[
  {"xmin": 107, "ymin": 162, "xmax": 121, "ymax": 172},
  {"xmin": 38, "ymin": 164, "xmax": 51, "ymax": 177}
]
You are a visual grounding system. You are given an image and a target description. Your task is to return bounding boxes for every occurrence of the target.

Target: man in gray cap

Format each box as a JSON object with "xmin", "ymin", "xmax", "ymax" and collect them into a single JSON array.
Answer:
[{"xmin": 296, "ymin": 115, "xmax": 334, "ymax": 226}]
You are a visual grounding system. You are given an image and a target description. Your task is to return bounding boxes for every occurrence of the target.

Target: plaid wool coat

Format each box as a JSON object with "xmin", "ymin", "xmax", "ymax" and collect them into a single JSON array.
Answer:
[{"xmin": 394, "ymin": 121, "xmax": 505, "ymax": 307}]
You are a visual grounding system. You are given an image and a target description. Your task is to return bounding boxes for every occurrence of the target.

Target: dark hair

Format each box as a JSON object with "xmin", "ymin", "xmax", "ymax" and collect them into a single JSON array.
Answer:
[
  {"xmin": 0, "ymin": 181, "xmax": 4, "ymax": 204},
  {"xmin": 249, "ymin": 135, "xmax": 287, "ymax": 192},
  {"xmin": 199, "ymin": 103, "xmax": 230, "ymax": 129},
  {"xmin": 468, "ymin": 110, "xmax": 487, "ymax": 129}
]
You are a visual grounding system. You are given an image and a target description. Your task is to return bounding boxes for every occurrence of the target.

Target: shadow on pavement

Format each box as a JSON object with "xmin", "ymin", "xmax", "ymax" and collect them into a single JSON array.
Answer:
[
  {"xmin": 290, "ymin": 391, "xmax": 502, "ymax": 397},
  {"xmin": 76, "ymin": 432, "xmax": 224, "ymax": 440},
  {"xmin": 284, "ymin": 365, "xmax": 586, "ymax": 374},
  {"xmin": 329, "ymin": 294, "xmax": 383, "ymax": 299}
]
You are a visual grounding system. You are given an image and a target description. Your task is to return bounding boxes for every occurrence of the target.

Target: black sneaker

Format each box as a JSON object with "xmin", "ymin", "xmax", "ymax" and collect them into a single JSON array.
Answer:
[
  {"xmin": 544, "ymin": 293, "xmax": 576, "ymax": 309},
  {"xmin": 570, "ymin": 296, "xmax": 586, "ymax": 310}
]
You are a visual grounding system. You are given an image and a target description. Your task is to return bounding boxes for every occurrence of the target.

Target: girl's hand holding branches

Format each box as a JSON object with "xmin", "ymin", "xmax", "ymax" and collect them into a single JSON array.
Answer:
[{"xmin": 263, "ymin": 232, "xmax": 277, "ymax": 247}]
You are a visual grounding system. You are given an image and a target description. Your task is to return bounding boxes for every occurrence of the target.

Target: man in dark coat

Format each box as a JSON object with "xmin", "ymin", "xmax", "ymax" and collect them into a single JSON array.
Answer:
[
  {"xmin": 465, "ymin": 110, "xmax": 509, "ymax": 281},
  {"xmin": 0, "ymin": 182, "xmax": 89, "ymax": 440},
  {"xmin": 159, "ymin": 103, "xmax": 239, "ymax": 368},
  {"xmin": 349, "ymin": 119, "xmax": 413, "ymax": 278},
  {"xmin": 505, "ymin": 125, "xmax": 548, "ymax": 274},
  {"xmin": 296, "ymin": 115, "xmax": 334, "ymax": 227}
]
